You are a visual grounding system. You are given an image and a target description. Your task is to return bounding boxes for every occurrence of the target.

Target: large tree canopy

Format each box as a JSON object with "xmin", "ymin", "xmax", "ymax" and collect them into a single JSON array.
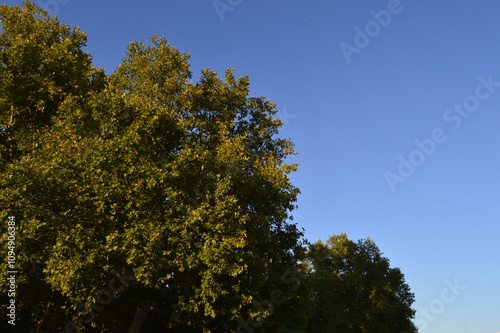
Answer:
[{"xmin": 0, "ymin": 2, "xmax": 305, "ymax": 332}]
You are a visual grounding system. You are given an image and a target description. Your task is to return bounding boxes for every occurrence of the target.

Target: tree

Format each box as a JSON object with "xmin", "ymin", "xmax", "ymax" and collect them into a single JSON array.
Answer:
[
  {"xmin": 0, "ymin": 2, "xmax": 305, "ymax": 332},
  {"xmin": 0, "ymin": 2, "xmax": 105, "ymax": 332},
  {"xmin": 305, "ymin": 234, "xmax": 417, "ymax": 333},
  {"xmin": 0, "ymin": 1, "xmax": 105, "ymax": 170}
]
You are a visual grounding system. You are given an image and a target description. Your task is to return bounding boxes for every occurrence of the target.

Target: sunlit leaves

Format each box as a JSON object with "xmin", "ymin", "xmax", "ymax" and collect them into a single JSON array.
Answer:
[{"xmin": 0, "ymin": 3, "xmax": 304, "ymax": 331}]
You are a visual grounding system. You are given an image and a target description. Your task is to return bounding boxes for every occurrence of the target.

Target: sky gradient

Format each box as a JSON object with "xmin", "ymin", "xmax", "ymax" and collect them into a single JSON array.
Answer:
[{"xmin": 6, "ymin": 0, "xmax": 499, "ymax": 332}]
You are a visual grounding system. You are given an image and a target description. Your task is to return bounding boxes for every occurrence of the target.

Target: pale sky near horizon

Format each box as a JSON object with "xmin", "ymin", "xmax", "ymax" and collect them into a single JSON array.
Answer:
[{"xmin": 4, "ymin": 0, "xmax": 500, "ymax": 332}]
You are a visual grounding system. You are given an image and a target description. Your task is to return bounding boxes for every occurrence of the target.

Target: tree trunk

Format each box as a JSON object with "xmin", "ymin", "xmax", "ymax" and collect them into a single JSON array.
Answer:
[
  {"xmin": 35, "ymin": 301, "xmax": 52, "ymax": 333},
  {"xmin": 127, "ymin": 301, "xmax": 152, "ymax": 333}
]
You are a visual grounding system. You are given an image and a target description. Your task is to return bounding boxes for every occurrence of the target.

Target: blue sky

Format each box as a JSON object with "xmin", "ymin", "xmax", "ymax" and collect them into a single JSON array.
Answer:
[{"xmin": 8, "ymin": 0, "xmax": 500, "ymax": 331}]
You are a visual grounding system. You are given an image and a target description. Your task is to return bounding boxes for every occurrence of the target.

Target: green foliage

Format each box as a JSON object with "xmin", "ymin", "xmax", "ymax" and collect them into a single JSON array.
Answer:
[
  {"xmin": 0, "ymin": 2, "xmax": 305, "ymax": 332},
  {"xmin": 305, "ymin": 234, "xmax": 417, "ymax": 333},
  {"xmin": 0, "ymin": 2, "xmax": 417, "ymax": 332},
  {"xmin": 0, "ymin": 1, "xmax": 105, "ymax": 170}
]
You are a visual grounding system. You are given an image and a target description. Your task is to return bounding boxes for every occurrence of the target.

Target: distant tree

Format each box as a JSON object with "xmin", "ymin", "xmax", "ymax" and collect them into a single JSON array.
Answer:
[
  {"xmin": 0, "ymin": 2, "xmax": 305, "ymax": 332},
  {"xmin": 305, "ymin": 234, "xmax": 417, "ymax": 333}
]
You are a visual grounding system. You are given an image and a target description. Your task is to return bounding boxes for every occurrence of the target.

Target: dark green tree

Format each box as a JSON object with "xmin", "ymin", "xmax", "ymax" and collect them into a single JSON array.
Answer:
[
  {"xmin": 0, "ymin": 2, "xmax": 305, "ymax": 332},
  {"xmin": 0, "ymin": 2, "xmax": 105, "ymax": 332},
  {"xmin": 305, "ymin": 234, "xmax": 417, "ymax": 333}
]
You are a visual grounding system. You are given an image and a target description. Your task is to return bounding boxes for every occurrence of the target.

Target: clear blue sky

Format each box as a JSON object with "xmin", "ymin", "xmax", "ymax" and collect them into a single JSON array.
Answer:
[{"xmin": 9, "ymin": 0, "xmax": 500, "ymax": 331}]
